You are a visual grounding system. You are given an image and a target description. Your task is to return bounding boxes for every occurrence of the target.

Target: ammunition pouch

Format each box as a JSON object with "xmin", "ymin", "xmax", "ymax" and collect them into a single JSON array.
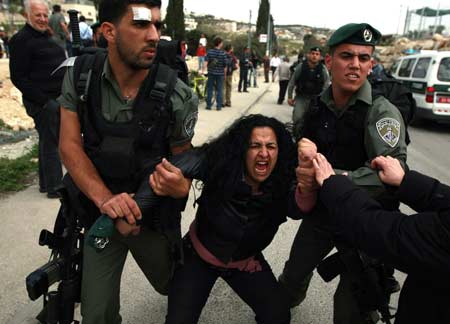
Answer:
[{"xmin": 96, "ymin": 136, "xmax": 136, "ymax": 179}]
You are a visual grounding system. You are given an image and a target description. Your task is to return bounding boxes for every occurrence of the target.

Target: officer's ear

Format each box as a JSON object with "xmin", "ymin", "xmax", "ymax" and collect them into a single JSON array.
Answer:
[
  {"xmin": 325, "ymin": 54, "xmax": 332, "ymax": 71},
  {"xmin": 101, "ymin": 22, "xmax": 115, "ymax": 45}
]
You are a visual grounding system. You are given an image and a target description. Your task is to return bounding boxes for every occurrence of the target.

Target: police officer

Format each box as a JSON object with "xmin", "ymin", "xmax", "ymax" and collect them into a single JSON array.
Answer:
[
  {"xmin": 313, "ymin": 154, "xmax": 450, "ymax": 324},
  {"xmin": 279, "ymin": 23, "xmax": 408, "ymax": 324},
  {"xmin": 287, "ymin": 46, "xmax": 330, "ymax": 138},
  {"xmin": 58, "ymin": 0, "xmax": 198, "ymax": 323}
]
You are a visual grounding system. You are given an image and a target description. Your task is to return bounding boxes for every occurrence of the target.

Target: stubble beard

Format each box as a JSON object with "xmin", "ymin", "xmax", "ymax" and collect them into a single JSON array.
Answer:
[{"xmin": 116, "ymin": 33, "xmax": 156, "ymax": 70}]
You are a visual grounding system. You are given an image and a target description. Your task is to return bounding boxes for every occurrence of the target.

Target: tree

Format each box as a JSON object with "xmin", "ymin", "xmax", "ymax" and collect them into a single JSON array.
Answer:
[
  {"xmin": 165, "ymin": 0, "xmax": 185, "ymax": 40},
  {"xmin": 270, "ymin": 14, "xmax": 277, "ymax": 53},
  {"xmin": 256, "ymin": 0, "xmax": 269, "ymax": 36}
]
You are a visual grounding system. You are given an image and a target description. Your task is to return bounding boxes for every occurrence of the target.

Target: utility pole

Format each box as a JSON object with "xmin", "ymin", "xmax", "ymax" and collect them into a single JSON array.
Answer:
[
  {"xmin": 396, "ymin": 5, "xmax": 403, "ymax": 35},
  {"xmin": 403, "ymin": 6, "xmax": 410, "ymax": 35},
  {"xmin": 265, "ymin": 0, "xmax": 270, "ymax": 56},
  {"xmin": 418, "ymin": 7, "xmax": 425, "ymax": 39},
  {"xmin": 433, "ymin": 2, "xmax": 440, "ymax": 35},
  {"xmin": 247, "ymin": 10, "xmax": 252, "ymax": 49}
]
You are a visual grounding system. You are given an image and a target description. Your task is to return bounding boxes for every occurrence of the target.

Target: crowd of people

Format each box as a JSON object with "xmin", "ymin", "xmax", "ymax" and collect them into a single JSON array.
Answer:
[{"xmin": 6, "ymin": 0, "xmax": 450, "ymax": 324}]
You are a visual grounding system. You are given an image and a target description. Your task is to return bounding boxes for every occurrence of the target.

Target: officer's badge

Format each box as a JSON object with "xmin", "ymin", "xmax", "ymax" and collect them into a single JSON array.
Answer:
[
  {"xmin": 184, "ymin": 112, "xmax": 198, "ymax": 138},
  {"xmin": 363, "ymin": 29, "xmax": 373, "ymax": 43},
  {"xmin": 376, "ymin": 118, "xmax": 400, "ymax": 148}
]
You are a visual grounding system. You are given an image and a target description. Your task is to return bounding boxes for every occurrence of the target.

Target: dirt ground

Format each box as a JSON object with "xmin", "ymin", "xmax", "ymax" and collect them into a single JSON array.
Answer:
[{"xmin": 0, "ymin": 59, "xmax": 34, "ymax": 131}]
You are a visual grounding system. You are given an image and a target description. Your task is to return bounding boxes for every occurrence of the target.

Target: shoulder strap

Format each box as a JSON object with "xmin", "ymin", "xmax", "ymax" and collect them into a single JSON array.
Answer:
[
  {"xmin": 73, "ymin": 51, "xmax": 107, "ymax": 136},
  {"xmin": 134, "ymin": 63, "xmax": 178, "ymax": 156},
  {"xmin": 147, "ymin": 63, "xmax": 178, "ymax": 113},
  {"xmin": 74, "ymin": 50, "xmax": 107, "ymax": 102}
]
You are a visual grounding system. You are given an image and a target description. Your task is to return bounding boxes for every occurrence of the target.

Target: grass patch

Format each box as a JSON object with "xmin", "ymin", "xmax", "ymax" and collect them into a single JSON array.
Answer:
[{"xmin": 0, "ymin": 144, "xmax": 38, "ymax": 191}]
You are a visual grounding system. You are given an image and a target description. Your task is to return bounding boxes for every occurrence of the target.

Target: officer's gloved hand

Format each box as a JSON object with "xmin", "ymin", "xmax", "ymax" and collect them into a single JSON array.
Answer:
[
  {"xmin": 43, "ymin": 99, "xmax": 60, "ymax": 113},
  {"xmin": 86, "ymin": 215, "xmax": 115, "ymax": 251}
]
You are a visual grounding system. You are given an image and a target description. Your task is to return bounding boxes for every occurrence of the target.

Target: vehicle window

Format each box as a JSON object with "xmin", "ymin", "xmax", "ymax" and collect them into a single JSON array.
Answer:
[
  {"xmin": 398, "ymin": 58, "xmax": 416, "ymax": 77},
  {"xmin": 437, "ymin": 58, "xmax": 450, "ymax": 82},
  {"xmin": 412, "ymin": 57, "xmax": 431, "ymax": 78},
  {"xmin": 389, "ymin": 60, "xmax": 401, "ymax": 75}
]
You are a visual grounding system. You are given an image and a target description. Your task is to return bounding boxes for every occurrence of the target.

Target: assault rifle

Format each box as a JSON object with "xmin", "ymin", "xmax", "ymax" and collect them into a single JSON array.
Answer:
[
  {"xmin": 317, "ymin": 245, "xmax": 394, "ymax": 324},
  {"xmin": 67, "ymin": 10, "xmax": 105, "ymax": 57},
  {"xmin": 25, "ymin": 186, "xmax": 83, "ymax": 324},
  {"xmin": 67, "ymin": 10, "xmax": 82, "ymax": 57}
]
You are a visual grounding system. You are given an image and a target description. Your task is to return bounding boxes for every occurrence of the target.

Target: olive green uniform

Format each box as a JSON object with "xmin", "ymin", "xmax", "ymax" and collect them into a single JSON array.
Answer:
[
  {"xmin": 287, "ymin": 62, "xmax": 330, "ymax": 138},
  {"xmin": 279, "ymin": 81, "xmax": 407, "ymax": 323},
  {"xmin": 58, "ymin": 59, "xmax": 198, "ymax": 324}
]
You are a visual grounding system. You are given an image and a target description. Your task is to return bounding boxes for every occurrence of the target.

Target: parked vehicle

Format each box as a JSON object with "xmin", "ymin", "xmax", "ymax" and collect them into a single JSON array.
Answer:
[{"xmin": 390, "ymin": 50, "xmax": 450, "ymax": 123}]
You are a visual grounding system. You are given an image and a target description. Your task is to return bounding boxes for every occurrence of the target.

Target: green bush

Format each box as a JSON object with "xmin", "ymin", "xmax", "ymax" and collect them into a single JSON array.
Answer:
[{"xmin": 0, "ymin": 144, "xmax": 38, "ymax": 192}]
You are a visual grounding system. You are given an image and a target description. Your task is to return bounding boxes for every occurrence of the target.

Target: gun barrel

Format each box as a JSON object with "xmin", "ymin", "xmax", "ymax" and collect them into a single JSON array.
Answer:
[
  {"xmin": 67, "ymin": 9, "xmax": 81, "ymax": 56},
  {"xmin": 26, "ymin": 259, "xmax": 63, "ymax": 301}
]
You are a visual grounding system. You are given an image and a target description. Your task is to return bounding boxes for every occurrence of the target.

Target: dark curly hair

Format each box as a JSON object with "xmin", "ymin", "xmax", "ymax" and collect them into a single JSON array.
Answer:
[{"xmin": 200, "ymin": 114, "xmax": 296, "ymax": 200}]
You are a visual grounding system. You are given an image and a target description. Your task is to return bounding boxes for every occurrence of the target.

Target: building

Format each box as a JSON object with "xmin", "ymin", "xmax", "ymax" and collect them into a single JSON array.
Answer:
[
  {"xmin": 61, "ymin": 1, "xmax": 97, "ymax": 23},
  {"xmin": 185, "ymin": 15, "xmax": 198, "ymax": 31}
]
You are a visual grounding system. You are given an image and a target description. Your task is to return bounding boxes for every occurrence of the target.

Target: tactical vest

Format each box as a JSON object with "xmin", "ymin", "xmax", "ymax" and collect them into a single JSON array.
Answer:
[
  {"xmin": 296, "ymin": 62, "xmax": 325, "ymax": 96},
  {"xmin": 302, "ymin": 98, "xmax": 399, "ymax": 210},
  {"xmin": 73, "ymin": 51, "xmax": 178, "ymax": 194},
  {"xmin": 61, "ymin": 51, "xmax": 185, "ymax": 266},
  {"xmin": 302, "ymin": 98, "xmax": 368, "ymax": 171}
]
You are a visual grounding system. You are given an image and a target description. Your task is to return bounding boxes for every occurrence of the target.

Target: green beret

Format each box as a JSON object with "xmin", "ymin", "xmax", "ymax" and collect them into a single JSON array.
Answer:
[{"xmin": 327, "ymin": 23, "xmax": 381, "ymax": 47}]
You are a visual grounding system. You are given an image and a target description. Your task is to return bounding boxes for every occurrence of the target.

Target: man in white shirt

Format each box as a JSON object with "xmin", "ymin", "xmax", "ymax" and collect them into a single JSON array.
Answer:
[
  {"xmin": 79, "ymin": 15, "xmax": 93, "ymax": 46},
  {"xmin": 269, "ymin": 53, "xmax": 281, "ymax": 82}
]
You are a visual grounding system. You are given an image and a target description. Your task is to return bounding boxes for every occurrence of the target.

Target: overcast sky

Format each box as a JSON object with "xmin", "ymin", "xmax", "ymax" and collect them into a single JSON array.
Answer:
[{"xmin": 181, "ymin": 0, "xmax": 449, "ymax": 35}]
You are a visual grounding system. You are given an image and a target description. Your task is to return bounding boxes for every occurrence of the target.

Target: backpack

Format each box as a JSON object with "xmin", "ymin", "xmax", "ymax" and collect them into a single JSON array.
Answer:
[{"xmin": 369, "ymin": 71, "xmax": 417, "ymax": 145}]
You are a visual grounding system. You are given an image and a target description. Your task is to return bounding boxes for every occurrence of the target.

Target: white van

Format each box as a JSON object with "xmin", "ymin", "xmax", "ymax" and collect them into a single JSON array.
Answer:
[{"xmin": 390, "ymin": 50, "xmax": 450, "ymax": 123}]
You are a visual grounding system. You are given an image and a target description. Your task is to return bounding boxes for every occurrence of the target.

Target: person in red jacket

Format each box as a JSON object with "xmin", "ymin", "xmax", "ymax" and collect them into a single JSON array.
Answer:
[{"xmin": 196, "ymin": 43, "xmax": 206, "ymax": 73}]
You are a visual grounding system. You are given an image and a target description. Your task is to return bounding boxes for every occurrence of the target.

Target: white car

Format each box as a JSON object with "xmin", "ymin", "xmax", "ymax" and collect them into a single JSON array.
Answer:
[{"xmin": 390, "ymin": 50, "xmax": 450, "ymax": 123}]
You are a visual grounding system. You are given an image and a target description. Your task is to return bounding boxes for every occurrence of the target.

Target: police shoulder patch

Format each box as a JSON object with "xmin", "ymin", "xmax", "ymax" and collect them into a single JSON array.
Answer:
[
  {"xmin": 184, "ymin": 111, "xmax": 198, "ymax": 138},
  {"xmin": 376, "ymin": 118, "xmax": 400, "ymax": 148}
]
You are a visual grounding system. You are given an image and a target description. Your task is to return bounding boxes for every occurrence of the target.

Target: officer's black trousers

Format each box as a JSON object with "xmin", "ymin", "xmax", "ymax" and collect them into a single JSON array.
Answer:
[
  {"xmin": 280, "ymin": 216, "xmax": 389, "ymax": 324},
  {"xmin": 165, "ymin": 239, "xmax": 291, "ymax": 324}
]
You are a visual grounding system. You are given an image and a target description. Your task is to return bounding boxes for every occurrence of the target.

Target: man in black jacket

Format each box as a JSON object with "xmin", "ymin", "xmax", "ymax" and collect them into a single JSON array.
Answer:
[
  {"xmin": 312, "ymin": 153, "xmax": 450, "ymax": 324},
  {"xmin": 238, "ymin": 47, "xmax": 251, "ymax": 93},
  {"xmin": 10, "ymin": 0, "xmax": 66, "ymax": 198}
]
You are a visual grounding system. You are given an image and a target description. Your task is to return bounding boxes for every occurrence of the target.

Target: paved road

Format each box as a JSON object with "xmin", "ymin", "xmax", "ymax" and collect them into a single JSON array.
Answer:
[{"xmin": 2, "ymin": 78, "xmax": 449, "ymax": 324}]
